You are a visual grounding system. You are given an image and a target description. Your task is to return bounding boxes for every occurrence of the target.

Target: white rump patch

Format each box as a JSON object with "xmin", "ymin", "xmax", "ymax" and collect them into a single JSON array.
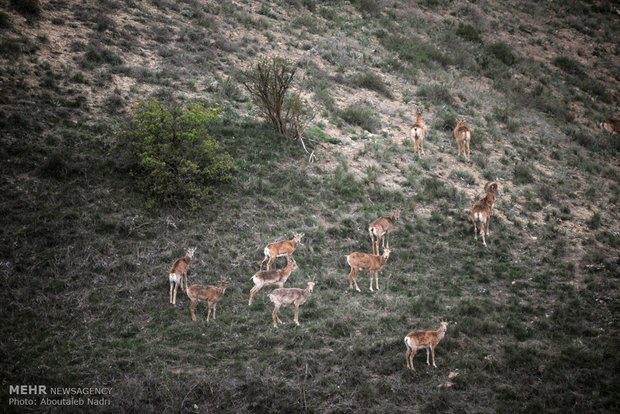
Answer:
[{"xmin": 169, "ymin": 273, "xmax": 179, "ymax": 283}]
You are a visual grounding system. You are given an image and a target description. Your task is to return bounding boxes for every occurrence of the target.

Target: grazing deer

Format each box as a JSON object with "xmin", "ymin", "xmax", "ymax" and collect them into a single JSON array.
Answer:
[
  {"xmin": 269, "ymin": 282, "xmax": 315, "ymax": 328},
  {"xmin": 410, "ymin": 112, "xmax": 425, "ymax": 156},
  {"xmin": 369, "ymin": 209, "xmax": 401, "ymax": 256},
  {"xmin": 404, "ymin": 322, "xmax": 448, "ymax": 370},
  {"xmin": 260, "ymin": 233, "xmax": 304, "ymax": 271},
  {"xmin": 599, "ymin": 118, "xmax": 620, "ymax": 135},
  {"xmin": 186, "ymin": 281, "xmax": 228, "ymax": 322},
  {"xmin": 454, "ymin": 120, "xmax": 471, "ymax": 161},
  {"xmin": 346, "ymin": 249, "xmax": 391, "ymax": 292},
  {"xmin": 169, "ymin": 247, "xmax": 196, "ymax": 306},
  {"xmin": 249, "ymin": 259, "xmax": 299, "ymax": 305},
  {"xmin": 471, "ymin": 182, "xmax": 499, "ymax": 247}
]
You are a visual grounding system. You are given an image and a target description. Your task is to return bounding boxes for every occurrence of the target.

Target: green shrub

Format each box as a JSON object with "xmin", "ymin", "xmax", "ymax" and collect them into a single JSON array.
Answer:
[
  {"xmin": 115, "ymin": 98, "xmax": 235, "ymax": 205},
  {"xmin": 417, "ymin": 83, "xmax": 454, "ymax": 105},
  {"xmin": 0, "ymin": 11, "xmax": 11, "ymax": 28},
  {"xmin": 486, "ymin": 42, "xmax": 516, "ymax": 66},
  {"xmin": 351, "ymin": 72, "xmax": 392, "ymax": 98},
  {"xmin": 11, "ymin": 0, "xmax": 40, "ymax": 16},
  {"xmin": 551, "ymin": 56, "xmax": 585, "ymax": 77},
  {"xmin": 513, "ymin": 163, "xmax": 534, "ymax": 185},
  {"xmin": 339, "ymin": 102, "xmax": 381, "ymax": 133},
  {"xmin": 456, "ymin": 23, "xmax": 482, "ymax": 43}
]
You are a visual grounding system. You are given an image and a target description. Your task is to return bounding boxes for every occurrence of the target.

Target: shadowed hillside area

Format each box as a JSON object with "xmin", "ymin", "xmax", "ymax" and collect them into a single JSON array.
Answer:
[{"xmin": 1, "ymin": 0, "xmax": 618, "ymax": 412}]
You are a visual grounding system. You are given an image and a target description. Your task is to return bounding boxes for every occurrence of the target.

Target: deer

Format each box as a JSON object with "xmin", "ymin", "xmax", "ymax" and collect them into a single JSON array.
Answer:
[
  {"xmin": 368, "ymin": 209, "xmax": 401, "ymax": 256},
  {"xmin": 410, "ymin": 112, "xmax": 425, "ymax": 156},
  {"xmin": 471, "ymin": 181, "xmax": 499, "ymax": 247},
  {"xmin": 249, "ymin": 259, "xmax": 299, "ymax": 305},
  {"xmin": 268, "ymin": 282, "xmax": 315, "ymax": 328},
  {"xmin": 345, "ymin": 249, "xmax": 391, "ymax": 292},
  {"xmin": 186, "ymin": 280, "xmax": 228, "ymax": 322},
  {"xmin": 404, "ymin": 321, "xmax": 448, "ymax": 370},
  {"xmin": 260, "ymin": 233, "xmax": 304, "ymax": 271},
  {"xmin": 169, "ymin": 247, "xmax": 196, "ymax": 306},
  {"xmin": 599, "ymin": 118, "xmax": 620, "ymax": 135},
  {"xmin": 454, "ymin": 119, "xmax": 471, "ymax": 161}
]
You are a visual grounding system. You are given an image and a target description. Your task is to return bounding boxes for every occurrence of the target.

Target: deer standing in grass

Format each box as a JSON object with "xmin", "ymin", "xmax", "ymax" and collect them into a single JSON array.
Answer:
[
  {"xmin": 410, "ymin": 112, "xmax": 425, "ymax": 156},
  {"xmin": 346, "ymin": 249, "xmax": 390, "ymax": 292},
  {"xmin": 599, "ymin": 118, "xmax": 620, "ymax": 135},
  {"xmin": 369, "ymin": 209, "xmax": 401, "ymax": 256},
  {"xmin": 454, "ymin": 120, "xmax": 471, "ymax": 161},
  {"xmin": 269, "ymin": 282, "xmax": 315, "ymax": 328},
  {"xmin": 471, "ymin": 182, "xmax": 499, "ymax": 247},
  {"xmin": 260, "ymin": 233, "xmax": 304, "ymax": 271},
  {"xmin": 186, "ymin": 280, "xmax": 228, "ymax": 322},
  {"xmin": 169, "ymin": 247, "xmax": 196, "ymax": 306},
  {"xmin": 249, "ymin": 259, "xmax": 299, "ymax": 305},
  {"xmin": 404, "ymin": 322, "xmax": 448, "ymax": 370}
]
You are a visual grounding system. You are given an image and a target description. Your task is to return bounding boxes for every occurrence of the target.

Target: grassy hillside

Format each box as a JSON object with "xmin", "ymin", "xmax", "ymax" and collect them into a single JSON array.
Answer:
[{"xmin": 1, "ymin": 0, "xmax": 618, "ymax": 412}]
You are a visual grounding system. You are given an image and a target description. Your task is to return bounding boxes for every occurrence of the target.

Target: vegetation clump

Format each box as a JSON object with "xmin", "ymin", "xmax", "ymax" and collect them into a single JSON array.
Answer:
[{"xmin": 115, "ymin": 98, "xmax": 235, "ymax": 205}]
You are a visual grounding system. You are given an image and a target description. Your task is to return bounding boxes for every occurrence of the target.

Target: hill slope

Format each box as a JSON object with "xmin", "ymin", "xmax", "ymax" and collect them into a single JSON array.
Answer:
[{"xmin": 1, "ymin": 0, "xmax": 618, "ymax": 412}]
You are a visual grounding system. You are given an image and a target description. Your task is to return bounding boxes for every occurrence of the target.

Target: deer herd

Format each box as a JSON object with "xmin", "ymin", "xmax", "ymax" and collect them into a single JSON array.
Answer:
[{"xmin": 164, "ymin": 113, "xmax": 614, "ymax": 371}]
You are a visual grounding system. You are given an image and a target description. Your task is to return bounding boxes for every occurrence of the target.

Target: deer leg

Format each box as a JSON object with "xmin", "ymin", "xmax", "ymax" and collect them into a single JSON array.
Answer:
[
  {"xmin": 190, "ymin": 300, "xmax": 196, "ymax": 321},
  {"xmin": 472, "ymin": 217, "xmax": 478, "ymax": 241},
  {"xmin": 375, "ymin": 270, "xmax": 379, "ymax": 291},
  {"xmin": 294, "ymin": 305, "xmax": 300, "ymax": 326},
  {"xmin": 169, "ymin": 281, "xmax": 173, "ymax": 304},
  {"xmin": 173, "ymin": 281, "xmax": 180, "ymax": 306},
  {"xmin": 467, "ymin": 140, "xmax": 470, "ymax": 162},
  {"xmin": 409, "ymin": 350, "xmax": 416, "ymax": 371},
  {"xmin": 426, "ymin": 346, "xmax": 430, "ymax": 365},
  {"xmin": 486, "ymin": 215, "xmax": 491, "ymax": 236},
  {"xmin": 353, "ymin": 269, "xmax": 360, "ymax": 292},
  {"xmin": 212, "ymin": 303, "xmax": 217, "ymax": 320},
  {"xmin": 266, "ymin": 256, "xmax": 275, "ymax": 271},
  {"xmin": 272, "ymin": 305, "xmax": 280, "ymax": 328},
  {"xmin": 420, "ymin": 138, "xmax": 424, "ymax": 155},
  {"xmin": 481, "ymin": 219, "xmax": 487, "ymax": 247},
  {"xmin": 431, "ymin": 345, "xmax": 437, "ymax": 368},
  {"xmin": 369, "ymin": 270, "xmax": 374, "ymax": 292},
  {"xmin": 406, "ymin": 348, "xmax": 411, "ymax": 369},
  {"xmin": 260, "ymin": 255, "xmax": 269, "ymax": 271},
  {"xmin": 348, "ymin": 268, "xmax": 357, "ymax": 290}
]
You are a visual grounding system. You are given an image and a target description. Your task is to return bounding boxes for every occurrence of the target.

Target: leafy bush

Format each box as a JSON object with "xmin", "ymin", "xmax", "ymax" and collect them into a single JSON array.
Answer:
[
  {"xmin": 417, "ymin": 83, "xmax": 454, "ymax": 105},
  {"xmin": 11, "ymin": 0, "xmax": 40, "ymax": 16},
  {"xmin": 115, "ymin": 98, "xmax": 235, "ymax": 205},
  {"xmin": 513, "ymin": 163, "xmax": 534, "ymax": 185},
  {"xmin": 0, "ymin": 11, "xmax": 11, "ymax": 28},
  {"xmin": 486, "ymin": 41, "xmax": 517, "ymax": 66},
  {"xmin": 456, "ymin": 23, "xmax": 482, "ymax": 43},
  {"xmin": 339, "ymin": 102, "xmax": 381, "ymax": 133},
  {"xmin": 351, "ymin": 72, "xmax": 392, "ymax": 98},
  {"xmin": 551, "ymin": 56, "xmax": 585, "ymax": 77}
]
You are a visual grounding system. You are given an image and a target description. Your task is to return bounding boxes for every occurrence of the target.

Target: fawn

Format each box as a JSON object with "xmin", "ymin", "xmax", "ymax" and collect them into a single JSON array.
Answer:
[
  {"xmin": 454, "ymin": 120, "xmax": 471, "ymax": 161},
  {"xmin": 404, "ymin": 322, "xmax": 448, "ymax": 370},
  {"xmin": 269, "ymin": 282, "xmax": 315, "ymax": 328},
  {"xmin": 260, "ymin": 233, "xmax": 304, "ymax": 270},
  {"xmin": 186, "ymin": 281, "xmax": 228, "ymax": 322},
  {"xmin": 169, "ymin": 247, "xmax": 196, "ymax": 305},
  {"xmin": 249, "ymin": 259, "xmax": 299, "ymax": 305},
  {"xmin": 471, "ymin": 182, "xmax": 499, "ymax": 247},
  {"xmin": 410, "ymin": 112, "xmax": 425, "ymax": 156},
  {"xmin": 346, "ymin": 249, "xmax": 391, "ymax": 292},
  {"xmin": 369, "ymin": 209, "xmax": 401, "ymax": 256}
]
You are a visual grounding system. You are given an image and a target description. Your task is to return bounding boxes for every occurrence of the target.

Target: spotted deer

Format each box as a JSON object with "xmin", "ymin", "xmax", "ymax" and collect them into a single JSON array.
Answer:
[
  {"xmin": 260, "ymin": 233, "xmax": 304, "ymax": 271},
  {"xmin": 345, "ymin": 249, "xmax": 391, "ymax": 292},
  {"xmin": 454, "ymin": 120, "xmax": 471, "ymax": 161},
  {"xmin": 410, "ymin": 112, "xmax": 425, "ymax": 156},
  {"xmin": 169, "ymin": 247, "xmax": 196, "ymax": 305},
  {"xmin": 368, "ymin": 209, "xmax": 401, "ymax": 256},
  {"xmin": 404, "ymin": 322, "xmax": 448, "ymax": 370},
  {"xmin": 471, "ymin": 182, "xmax": 499, "ymax": 247},
  {"xmin": 269, "ymin": 282, "xmax": 315, "ymax": 328},
  {"xmin": 186, "ymin": 280, "xmax": 228, "ymax": 322},
  {"xmin": 249, "ymin": 259, "xmax": 299, "ymax": 305}
]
